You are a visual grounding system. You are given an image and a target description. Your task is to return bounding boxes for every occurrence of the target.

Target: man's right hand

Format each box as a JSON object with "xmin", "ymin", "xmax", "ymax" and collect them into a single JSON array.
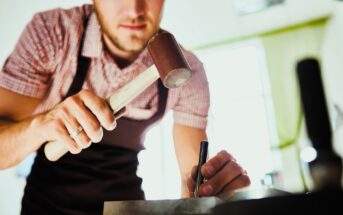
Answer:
[
  {"xmin": 0, "ymin": 88, "xmax": 124, "ymax": 169},
  {"xmin": 35, "ymin": 90, "xmax": 121, "ymax": 154}
]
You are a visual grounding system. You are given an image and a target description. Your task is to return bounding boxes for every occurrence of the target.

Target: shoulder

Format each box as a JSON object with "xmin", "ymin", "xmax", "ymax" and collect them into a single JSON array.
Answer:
[
  {"xmin": 179, "ymin": 47, "xmax": 208, "ymax": 85},
  {"xmin": 181, "ymin": 47, "xmax": 203, "ymax": 70},
  {"xmin": 31, "ymin": 4, "xmax": 93, "ymax": 32},
  {"xmin": 178, "ymin": 46, "xmax": 206, "ymax": 78}
]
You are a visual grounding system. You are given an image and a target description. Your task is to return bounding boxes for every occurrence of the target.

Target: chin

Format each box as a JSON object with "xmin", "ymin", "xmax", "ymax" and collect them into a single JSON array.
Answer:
[
  {"xmin": 125, "ymin": 37, "xmax": 148, "ymax": 50},
  {"xmin": 116, "ymin": 41, "xmax": 143, "ymax": 52}
]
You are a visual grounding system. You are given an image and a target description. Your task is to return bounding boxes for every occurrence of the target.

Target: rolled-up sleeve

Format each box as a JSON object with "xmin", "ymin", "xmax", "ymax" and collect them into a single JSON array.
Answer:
[{"xmin": 173, "ymin": 52, "xmax": 210, "ymax": 129}]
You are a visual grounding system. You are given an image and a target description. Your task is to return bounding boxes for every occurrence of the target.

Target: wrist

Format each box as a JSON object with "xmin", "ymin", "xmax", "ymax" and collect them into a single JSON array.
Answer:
[{"xmin": 28, "ymin": 114, "xmax": 47, "ymax": 149}]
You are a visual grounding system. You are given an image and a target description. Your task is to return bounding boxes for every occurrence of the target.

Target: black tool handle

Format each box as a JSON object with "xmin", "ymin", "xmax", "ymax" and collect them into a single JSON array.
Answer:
[
  {"xmin": 296, "ymin": 58, "xmax": 332, "ymax": 150},
  {"xmin": 296, "ymin": 58, "xmax": 342, "ymax": 190},
  {"xmin": 195, "ymin": 140, "xmax": 209, "ymax": 197}
]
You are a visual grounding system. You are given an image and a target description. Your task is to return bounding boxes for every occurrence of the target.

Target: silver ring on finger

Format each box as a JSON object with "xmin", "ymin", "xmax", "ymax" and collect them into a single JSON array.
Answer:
[{"xmin": 69, "ymin": 126, "xmax": 83, "ymax": 139}]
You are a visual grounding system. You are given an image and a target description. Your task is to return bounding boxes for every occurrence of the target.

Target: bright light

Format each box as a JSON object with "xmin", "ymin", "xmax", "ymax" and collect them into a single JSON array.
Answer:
[{"xmin": 300, "ymin": 146, "xmax": 317, "ymax": 162}]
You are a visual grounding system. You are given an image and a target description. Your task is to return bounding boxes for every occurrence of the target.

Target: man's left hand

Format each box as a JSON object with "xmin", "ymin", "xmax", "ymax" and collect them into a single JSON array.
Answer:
[{"xmin": 186, "ymin": 150, "xmax": 250, "ymax": 199}]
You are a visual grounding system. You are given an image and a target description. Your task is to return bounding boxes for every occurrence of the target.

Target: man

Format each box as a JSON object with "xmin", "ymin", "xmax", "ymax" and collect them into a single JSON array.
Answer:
[{"xmin": 0, "ymin": 0, "xmax": 250, "ymax": 214}]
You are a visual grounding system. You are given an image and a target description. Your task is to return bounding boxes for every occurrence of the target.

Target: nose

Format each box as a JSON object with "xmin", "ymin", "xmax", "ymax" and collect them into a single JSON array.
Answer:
[{"xmin": 126, "ymin": 0, "xmax": 146, "ymax": 18}]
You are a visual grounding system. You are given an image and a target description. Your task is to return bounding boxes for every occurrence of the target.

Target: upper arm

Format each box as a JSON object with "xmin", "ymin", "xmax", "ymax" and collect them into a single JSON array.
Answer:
[
  {"xmin": 0, "ymin": 12, "xmax": 56, "ymax": 101},
  {"xmin": 173, "ymin": 52, "xmax": 210, "ymax": 129},
  {"xmin": 0, "ymin": 13, "xmax": 57, "ymax": 121},
  {"xmin": 171, "ymin": 52, "xmax": 210, "ymax": 179},
  {"xmin": 0, "ymin": 87, "xmax": 42, "ymax": 121}
]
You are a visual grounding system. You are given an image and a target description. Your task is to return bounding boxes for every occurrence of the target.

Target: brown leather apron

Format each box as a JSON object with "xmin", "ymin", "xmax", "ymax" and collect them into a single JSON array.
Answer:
[{"xmin": 21, "ymin": 15, "xmax": 168, "ymax": 215}]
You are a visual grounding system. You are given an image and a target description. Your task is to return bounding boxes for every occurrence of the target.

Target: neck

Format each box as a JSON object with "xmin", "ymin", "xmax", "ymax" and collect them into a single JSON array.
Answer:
[{"xmin": 102, "ymin": 34, "xmax": 141, "ymax": 69}]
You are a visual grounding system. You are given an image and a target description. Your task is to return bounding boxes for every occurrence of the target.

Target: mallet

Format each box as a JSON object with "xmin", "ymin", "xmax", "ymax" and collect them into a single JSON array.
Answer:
[{"xmin": 44, "ymin": 31, "xmax": 192, "ymax": 161}]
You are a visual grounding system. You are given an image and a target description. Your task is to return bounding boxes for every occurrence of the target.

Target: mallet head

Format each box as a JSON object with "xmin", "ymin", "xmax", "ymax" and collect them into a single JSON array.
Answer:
[{"xmin": 148, "ymin": 31, "xmax": 192, "ymax": 88}]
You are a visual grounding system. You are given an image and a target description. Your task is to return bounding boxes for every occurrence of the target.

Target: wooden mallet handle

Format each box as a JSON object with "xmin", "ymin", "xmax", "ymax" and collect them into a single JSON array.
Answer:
[{"xmin": 44, "ymin": 32, "xmax": 191, "ymax": 161}]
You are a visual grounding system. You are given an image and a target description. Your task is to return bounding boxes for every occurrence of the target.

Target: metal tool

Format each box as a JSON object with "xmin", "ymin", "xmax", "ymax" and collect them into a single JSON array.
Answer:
[{"xmin": 195, "ymin": 140, "xmax": 209, "ymax": 198}]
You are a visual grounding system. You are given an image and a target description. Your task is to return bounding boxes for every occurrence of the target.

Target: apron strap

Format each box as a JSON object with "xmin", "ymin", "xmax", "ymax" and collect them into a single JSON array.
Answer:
[{"xmin": 64, "ymin": 16, "xmax": 91, "ymax": 98}]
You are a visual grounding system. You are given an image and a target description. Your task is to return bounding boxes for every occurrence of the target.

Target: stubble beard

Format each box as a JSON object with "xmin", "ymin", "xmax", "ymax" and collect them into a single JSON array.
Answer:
[
  {"xmin": 106, "ymin": 32, "xmax": 147, "ymax": 53},
  {"xmin": 95, "ymin": 11, "xmax": 154, "ymax": 54}
]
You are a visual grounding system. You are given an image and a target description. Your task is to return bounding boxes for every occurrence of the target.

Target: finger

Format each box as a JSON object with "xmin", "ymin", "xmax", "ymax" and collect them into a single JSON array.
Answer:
[
  {"xmin": 114, "ymin": 107, "xmax": 126, "ymax": 119},
  {"xmin": 66, "ymin": 95, "xmax": 107, "ymax": 142},
  {"xmin": 218, "ymin": 173, "xmax": 251, "ymax": 199},
  {"xmin": 110, "ymin": 107, "xmax": 127, "ymax": 130},
  {"xmin": 58, "ymin": 108, "xmax": 86, "ymax": 152},
  {"xmin": 71, "ymin": 104, "xmax": 104, "ymax": 143},
  {"xmin": 62, "ymin": 113, "xmax": 91, "ymax": 149},
  {"xmin": 201, "ymin": 150, "xmax": 235, "ymax": 178},
  {"xmin": 63, "ymin": 95, "xmax": 104, "ymax": 143},
  {"xmin": 62, "ymin": 135, "xmax": 82, "ymax": 154},
  {"xmin": 199, "ymin": 160, "xmax": 244, "ymax": 196},
  {"xmin": 53, "ymin": 123, "xmax": 82, "ymax": 154},
  {"xmin": 73, "ymin": 130, "xmax": 92, "ymax": 149},
  {"xmin": 79, "ymin": 90, "xmax": 116, "ymax": 131}
]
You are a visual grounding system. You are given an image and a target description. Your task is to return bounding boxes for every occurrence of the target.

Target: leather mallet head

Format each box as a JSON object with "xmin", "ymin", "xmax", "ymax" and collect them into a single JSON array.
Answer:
[{"xmin": 148, "ymin": 31, "xmax": 192, "ymax": 88}]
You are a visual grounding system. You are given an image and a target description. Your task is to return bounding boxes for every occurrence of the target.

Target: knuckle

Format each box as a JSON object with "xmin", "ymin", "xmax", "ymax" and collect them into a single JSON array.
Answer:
[
  {"xmin": 94, "ymin": 100, "xmax": 107, "ymax": 111},
  {"xmin": 51, "ymin": 120, "xmax": 65, "ymax": 134},
  {"xmin": 231, "ymin": 162, "xmax": 244, "ymax": 173},
  {"xmin": 78, "ymin": 89, "xmax": 90, "ymax": 97},
  {"xmin": 211, "ymin": 153, "xmax": 227, "ymax": 168},
  {"xmin": 64, "ymin": 96, "xmax": 78, "ymax": 107},
  {"xmin": 218, "ymin": 150, "xmax": 231, "ymax": 160},
  {"xmin": 88, "ymin": 121, "xmax": 101, "ymax": 134},
  {"xmin": 231, "ymin": 164, "xmax": 244, "ymax": 174},
  {"xmin": 52, "ymin": 106, "xmax": 66, "ymax": 118},
  {"xmin": 78, "ymin": 135, "xmax": 91, "ymax": 147},
  {"xmin": 63, "ymin": 96, "xmax": 73, "ymax": 104},
  {"xmin": 240, "ymin": 174, "xmax": 251, "ymax": 186}
]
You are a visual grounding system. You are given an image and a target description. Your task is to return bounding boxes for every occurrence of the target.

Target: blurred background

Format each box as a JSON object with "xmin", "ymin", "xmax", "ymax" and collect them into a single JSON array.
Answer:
[{"xmin": 1, "ymin": 0, "xmax": 343, "ymax": 214}]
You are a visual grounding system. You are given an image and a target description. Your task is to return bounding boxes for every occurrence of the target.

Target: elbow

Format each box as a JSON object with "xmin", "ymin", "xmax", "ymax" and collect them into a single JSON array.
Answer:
[
  {"xmin": 0, "ymin": 162, "xmax": 11, "ymax": 170},
  {"xmin": 0, "ymin": 161, "xmax": 13, "ymax": 170},
  {"xmin": 0, "ymin": 156, "xmax": 19, "ymax": 170}
]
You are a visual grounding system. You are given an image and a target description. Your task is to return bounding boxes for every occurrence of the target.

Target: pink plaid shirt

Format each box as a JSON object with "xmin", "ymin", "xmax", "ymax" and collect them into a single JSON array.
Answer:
[{"xmin": 0, "ymin": 5, "xmax": 210, "ymax": 129}]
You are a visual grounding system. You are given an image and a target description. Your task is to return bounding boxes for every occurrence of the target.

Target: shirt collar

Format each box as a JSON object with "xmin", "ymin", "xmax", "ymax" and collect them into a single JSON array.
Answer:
[{"xmin": 82, "ymin": 12, "xmax": 103, "ymax": 58}]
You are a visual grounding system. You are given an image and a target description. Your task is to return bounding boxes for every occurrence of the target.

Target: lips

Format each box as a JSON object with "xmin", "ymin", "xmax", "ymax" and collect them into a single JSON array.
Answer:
[{"xmin": 119, "ymin": 23, "xmax": 146, "ymax": 31}]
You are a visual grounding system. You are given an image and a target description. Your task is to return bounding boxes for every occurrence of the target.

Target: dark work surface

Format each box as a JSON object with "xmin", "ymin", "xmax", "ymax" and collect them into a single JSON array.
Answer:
[
  {"xmin": 103, "ymin": 188, "xmax": 343, "ymax": 214},
  {"xmin": 104, "ymin": 196, "xmax": 222, "ymax": 215},
  {"xmin": 212, "ymin": 188, "xmax": 343, "ymax": 215}
]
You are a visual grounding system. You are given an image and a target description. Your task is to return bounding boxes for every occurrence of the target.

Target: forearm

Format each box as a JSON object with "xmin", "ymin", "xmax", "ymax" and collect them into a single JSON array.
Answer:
[
  {"xmin": 0, "ymin": 117, "xmax": 44, "ymax": 169},
  {"xmin": 173, "ymin": 123, "xmax": 207, "ymax": 197},
  {"xmin": 176, "ymin": 141, "xmax": 199, "ymax": 195}
]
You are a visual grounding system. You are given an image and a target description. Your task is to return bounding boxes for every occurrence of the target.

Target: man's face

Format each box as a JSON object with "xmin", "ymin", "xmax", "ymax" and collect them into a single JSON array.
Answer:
[{"xmin": 93, "ymin": 0, "xmax": 164, "ymax": 54}]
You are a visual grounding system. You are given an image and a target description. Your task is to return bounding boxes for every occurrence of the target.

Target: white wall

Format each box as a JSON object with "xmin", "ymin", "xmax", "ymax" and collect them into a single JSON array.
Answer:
[
  {"xmin": 322, "ymin": 2, "xmax": 343, "ymax": 159},
  {"xmin": 161, "ymin": 0, "xmax": 335, "ymax": 49}
]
